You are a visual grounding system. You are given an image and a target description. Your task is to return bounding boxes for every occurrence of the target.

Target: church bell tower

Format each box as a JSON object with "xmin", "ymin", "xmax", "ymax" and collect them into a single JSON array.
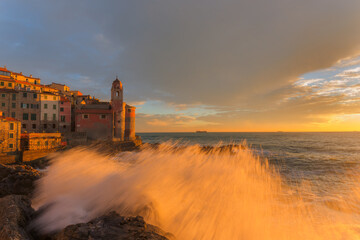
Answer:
[{"xmin": 111, "ymin": 77, "xmax": 125, "ymax": 140}]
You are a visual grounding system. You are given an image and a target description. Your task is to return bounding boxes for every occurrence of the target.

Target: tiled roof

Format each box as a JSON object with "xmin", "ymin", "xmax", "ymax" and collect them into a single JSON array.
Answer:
[
  {"xmin": 75, "ymin": 109, "xmax": 113, "ymax": 114},
  {"xmin": 0, "ymin": 88, "xmax": 18, "ymax": 93},
  {"xmin": 11, "ymin": 71, "xmax": 40, "ymax": 79},
  {"xmin": 0, "ymin": 76, "xmax": 15, "ymax": 82},
  {"xmin": 125, "ymin": 104, "xmax": 136, "ymax": 109},
  {"xmin": 0, "ymin": 67, "xmax": 10, "ymax": 72},
  {"xmin": 60, "ymin": 96, "xmax": 70, "ymax": 102},
  {"xmin": 0, "ymin": 116, "xmax": 20, "ymax": 122}
]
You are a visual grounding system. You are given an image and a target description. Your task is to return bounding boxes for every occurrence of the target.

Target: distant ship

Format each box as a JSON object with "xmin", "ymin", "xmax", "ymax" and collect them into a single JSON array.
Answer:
[{"xmin": 196, "ymin": 130, "xmax": 208, "ymax": 133}]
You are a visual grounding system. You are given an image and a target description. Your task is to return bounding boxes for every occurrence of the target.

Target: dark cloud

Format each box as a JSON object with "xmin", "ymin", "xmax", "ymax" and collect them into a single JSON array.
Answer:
[{"xmin": 0, "ymin": 0, "xmax": 360, "ymax": 107}]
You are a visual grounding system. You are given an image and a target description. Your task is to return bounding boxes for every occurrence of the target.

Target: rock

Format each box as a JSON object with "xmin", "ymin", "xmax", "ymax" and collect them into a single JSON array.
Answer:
[
  {"xmin": 53, "ymin": 211, "xmax": 174, "ymax": 240},
  {"xmin": 0, "ymin": 164, "xmax": 41, "ymax": 198},
  {"xmin": 0, "ymin": 195, "xmax": 35, "ymax": 240}
]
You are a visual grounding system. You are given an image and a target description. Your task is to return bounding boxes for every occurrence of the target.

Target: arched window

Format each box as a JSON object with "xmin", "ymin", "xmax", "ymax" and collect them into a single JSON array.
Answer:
[{"xmin": 116, "ymin": 91, "xmax": 119, "ymax": 97}]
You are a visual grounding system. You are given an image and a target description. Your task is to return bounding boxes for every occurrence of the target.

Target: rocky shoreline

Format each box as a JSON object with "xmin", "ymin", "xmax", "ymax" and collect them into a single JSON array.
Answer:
[{"xmin": 0, "ymin": 163, "xmax": 173, "ymax": 240}]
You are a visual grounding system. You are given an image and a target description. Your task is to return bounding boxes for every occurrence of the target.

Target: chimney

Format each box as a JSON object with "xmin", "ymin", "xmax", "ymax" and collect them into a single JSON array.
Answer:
[
  {"xmin": 20, "ymin": 72, "xmax": 22, "ymax": 75},
  {"xmin": 3, "ymin": 65, "xmax": 6, "ymax": 69},
  {"xmin": 30, "ymin": 74, "xmax": 32, "ymax": 77}
]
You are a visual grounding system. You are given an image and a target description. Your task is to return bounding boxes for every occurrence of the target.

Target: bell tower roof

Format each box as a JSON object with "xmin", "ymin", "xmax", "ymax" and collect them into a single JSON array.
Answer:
[{"xmin": 112, "ymin": 76, "xmax": 122, "ymax": 89}]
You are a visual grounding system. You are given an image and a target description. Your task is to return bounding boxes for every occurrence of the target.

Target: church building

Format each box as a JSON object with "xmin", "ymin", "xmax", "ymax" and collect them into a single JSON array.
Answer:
[{"xmin": 74, "ymin": 77, "xmax": 136, "ymax": 141}]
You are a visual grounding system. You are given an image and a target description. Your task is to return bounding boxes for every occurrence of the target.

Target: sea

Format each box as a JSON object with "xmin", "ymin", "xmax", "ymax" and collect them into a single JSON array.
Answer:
[
  {"xmin": 138, "ymin": 132, "xmax": 360, "ymax": 196},
  {"xmin": 33, "ymin": 132, "xmax": 360, "ymax": 239}
]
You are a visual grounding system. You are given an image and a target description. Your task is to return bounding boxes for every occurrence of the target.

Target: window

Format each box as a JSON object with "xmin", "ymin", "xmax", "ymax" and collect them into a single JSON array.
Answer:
[
  {"xmin": 27, "ymin": 104, "xmax": 29, "ymax": 108},
  {"xmin": 60, "ymin": 107, "xmax": 64, "ymax": 112},
  {"xmin": 116, "ymin": 91, "xmax": 119, "ymax": 96},
  {"xmin": 30, "ymin": 104, "xmax": 33, "ymax": 109},
  {"xmin": 53, "ymin": 96, "xmax": 56, "ymax": 100},
  {"xmin": 44, "ymin": 103, "xmax": 48, "ymax": 109},
  {"xmin": 53, "ymin": 114, "xmax": 56, "ymax": 120},
  {"xmin": 1, "ymin": 93, "xmax": 5, "ymax": 97},
  {"xmin": 21, "ymin": 103, "xmax": 27, "ymax": 109},
  {"xmin": 0, "ymin": 82, "xmax": 3, "ymax": 86},
  {"xmin": 9, "ymin": 144, "xmax": 13, "ymax": 149},
  {"xmin": 0, "ymin": 71, "xmax": 10, "ymax": 77},
  {"xmin": 33, "ymin": 93, "xmax": 37, "ymax": 98},
  {"xmin": 11, "ymin": 112, "xmax": 15, "ymax": 118},
  {"xmin": 63, "ymin": 125, "xmax": 66, "ymax": 129},
  {"xmin": 23, "ymin": 92, "xmax": 27, "ymax": 98},
  {"xmin": 31, "ymin": 114, "xmax": 36, "ymax": 120},
  {"xmin": 22, "ymin": 124, "xmax": 26, "ymax": 129},
  {"xmin": 9, "ymin": 133, "xmax": 13, "ymax": 139},
  {"xmin": 1, "ymin": 103, "xmax": 4, "ymax": 107},
  {"xmin": 23, "ymin": 113, "xmax": 28, "ymax": 120},
  {"xmin": 32, "ymin": 124, "xmax": 36, "ymax": 129},
  {"xmin": 10, "ymin": 123, "xmax": 14, "ymax": 130},
  {"xmin": 53, "ymin": 104, "xmax": 56, "ymax": 110},
  {"xmin": 43, "ymin": 124, "xmax": 47, "ymax": 129},
  {"xmin": 37, "ymin": 141, "xmax": 40, "ymax": 146},
  {"xmin": 61, "ymin": 116, "xmax": 65, "ymax": 122},
  {"xmin": 8, "ymin": 83, "xmax": 12, "ymax": 87},
  {"xmin": 83, "ymin": 114, "xmax": 89, "ymax": 119},
  {"xmin": 128, "ymin": 109, "xmax": 131, "ymax": 113},
  {"xmin": 44, "ymin": 95, "xmax": 47, "ymax": 100},
  {"xmin": 45, "ymin": 141, "xmax": 48, "ymax": 146},
  {"xmin": 11, "ymin": 103, "xmax": 16, "ymax": 108},
  {"xmin": 44, "ymin": 113, "xmax": 48, "ymax": 120},
  {"xmin": 53, "ymin": 124, "xmax": 56, "ymax": 128},
  {"xmin": 100, "ymin": 115, "xmax": 106, "ymax": 119},
  {"xmin": 60, "ymin": 101, "xmax": 64, "ymax": 105},
  {"xmin": 12, "ymin": 94, "xmax": 16, "ymax": 100}
]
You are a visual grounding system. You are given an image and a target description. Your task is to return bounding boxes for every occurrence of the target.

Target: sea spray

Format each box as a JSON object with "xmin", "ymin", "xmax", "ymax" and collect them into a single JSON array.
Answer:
[{"xmin": 32, "ymin": 143, "xmax": 360, "ymax": 239}]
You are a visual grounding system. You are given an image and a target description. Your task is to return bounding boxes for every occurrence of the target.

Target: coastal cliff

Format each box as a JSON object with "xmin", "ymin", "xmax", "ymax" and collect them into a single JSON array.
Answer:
[{"xmin": 0, "ymin": 163, "xmax": 171, "ymax": 240}]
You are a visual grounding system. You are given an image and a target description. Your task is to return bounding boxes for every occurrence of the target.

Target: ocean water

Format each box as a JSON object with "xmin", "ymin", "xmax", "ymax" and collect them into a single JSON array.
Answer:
[
  {"xmin": 138, "ymin": 132, "xmax": 360, "ymax": 193},
  {"xmin": 32, "ymin": 132, "xmax": 360, "ymax": 239}
]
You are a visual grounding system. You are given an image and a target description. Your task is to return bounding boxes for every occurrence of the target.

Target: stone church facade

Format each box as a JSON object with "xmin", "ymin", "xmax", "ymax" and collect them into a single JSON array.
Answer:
[{"xmin": 75, "ymin": 77, "xmax": 136, "ymax": 141}]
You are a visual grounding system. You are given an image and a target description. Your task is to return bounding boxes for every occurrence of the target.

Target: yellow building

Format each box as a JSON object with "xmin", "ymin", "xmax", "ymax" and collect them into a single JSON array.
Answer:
[
  {"xmin": 20, "ymin": 132, "xmax": 61, "ymax": 151},
  {"xmin": 0, "ymin": 66, "xmax": 59, "ymax": 94},
  {"xmin": 0, "ymin": 111, "xmax": 21, "ymax": 153}
]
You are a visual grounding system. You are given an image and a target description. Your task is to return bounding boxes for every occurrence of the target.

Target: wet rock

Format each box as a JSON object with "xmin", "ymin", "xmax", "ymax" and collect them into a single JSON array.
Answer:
[
  {"xmin": 0, "ymin": 164, "xmax": 41, "ymax": 198},
  {"xmin": 53, "ymin": 211, "xmax": 173, "ymax": 240},
  {"xmin": 0, "ymin": 195, "xmax": 35, "ymax": 240}
]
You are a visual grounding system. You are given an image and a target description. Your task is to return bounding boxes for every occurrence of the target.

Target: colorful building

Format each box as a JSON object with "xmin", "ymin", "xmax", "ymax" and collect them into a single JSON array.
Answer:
[
  {"xmin": 59, "ymin": 97, "xmax": 71, "ymax": 132},
  {"xmin": 0, "ymin": 66, "xmax": 59, "ymax": 94},
  {"xmin": 20, "ymin": 132, "xmax": 62, "ymax": 151},
  {"xmin": 0, "ymin": 111, "xmax": 21, "ymax": 153},
  {"xmin": 0, "ymin": 88, "xmax": 41, "ymax": 133},
  {"xmin": 40, "ymin": 92, "xmax": 60, "ymax": 132},
  {"xmin": 75, "ymin": 104, "xmax": 113, "ymax": 139},
  {"xmin": 75, "ymin": 77, "xmax": 136, "ymax": 141}
]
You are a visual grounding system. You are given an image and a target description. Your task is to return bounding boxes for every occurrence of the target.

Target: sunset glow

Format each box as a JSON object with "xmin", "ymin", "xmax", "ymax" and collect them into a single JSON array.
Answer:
[{"xmin": 1, "ymin": 1, "xmax": 360, "ymax": 132}]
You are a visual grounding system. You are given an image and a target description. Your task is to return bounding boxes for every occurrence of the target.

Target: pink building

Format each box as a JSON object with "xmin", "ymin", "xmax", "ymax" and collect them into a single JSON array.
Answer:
[
  {"xmin": 75, "ymin": 77, "xmax": 136, "ymax": 141},
  {"xmin": 59, "ymin": 97, "xmax": 71, "ymax": 132}
]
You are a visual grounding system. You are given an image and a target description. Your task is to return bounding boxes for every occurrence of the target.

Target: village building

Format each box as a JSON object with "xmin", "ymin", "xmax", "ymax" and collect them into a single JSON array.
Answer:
[
  {"xmin": 40, "ymin": 92, "xmax": 60, "ymax": 132},
  {"xmin": 0, "ymin": 111, "xmax": 21, "ymax": 153},
  {"xmin": 47, "ymin": 82, "xmax": 70, "ymax": 94},
  {"xmin": 75, "ymin": 95, "xmax": 100, "ymax": 106},
  {"xmin": 20, "ymin": 132, "xmax": 62, "ymax": 151},
  {"xmin": 0, "ymin": 88, "xmax": 41, "ymax": 133},
  {"xmin": 75, "ymin": 77, "xmax": 136, "ymax": 141},
  {"xmin": 59, "ymin": 97, "xmax": 71, "ymax": 132},
  {"xmin": 0, "ymin": 66, "xmax": 59, "ymax": 93}
]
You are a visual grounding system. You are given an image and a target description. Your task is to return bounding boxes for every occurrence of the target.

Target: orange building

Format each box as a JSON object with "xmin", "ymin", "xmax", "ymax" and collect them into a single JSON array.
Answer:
[{"xmin": 0, "ymin": 66, "xmax": 59, "ymax": 94}]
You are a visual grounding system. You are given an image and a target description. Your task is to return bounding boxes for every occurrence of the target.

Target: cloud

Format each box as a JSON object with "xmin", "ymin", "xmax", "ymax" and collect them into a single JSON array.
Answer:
[
  {"xmin": 1, "ymin": 0, "xmax": 360, "ymax": 131},
  {"xmin": 1, "ymin": 0, "xmax": 360, "ymax": 107}
]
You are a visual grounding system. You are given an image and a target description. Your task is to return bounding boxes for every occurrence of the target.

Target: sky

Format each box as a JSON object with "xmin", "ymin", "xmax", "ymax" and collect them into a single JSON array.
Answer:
[{"xmin": 0, "ymin": 0, "xmax": 360, "ymax": 132}]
